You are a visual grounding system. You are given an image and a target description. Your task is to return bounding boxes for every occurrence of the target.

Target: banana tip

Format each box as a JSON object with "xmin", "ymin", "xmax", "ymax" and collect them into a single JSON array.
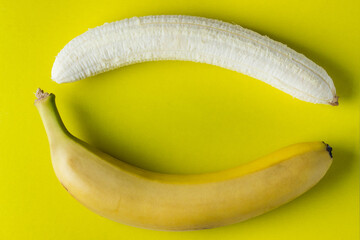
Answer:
[
  {"xmin": 35, "ymin": 88, "xmax": 50, "ymax": 101},
  {"xmin": 323, "ymin": 142, "xmax": 333, "ymax": 158},
  {"xmin": 329, "ymin": 96, "xmax": 339, "ymax": 106}
]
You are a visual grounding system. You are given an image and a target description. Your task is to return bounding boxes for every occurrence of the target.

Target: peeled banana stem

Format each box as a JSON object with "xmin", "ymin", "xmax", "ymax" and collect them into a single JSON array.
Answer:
[
  {"xmin": 52, "ymin": 15, "xmax": 338, "ymax": 105},
  {"xmin": 35, "ymin": 89, "xmax": 332, "ymax": 231}
]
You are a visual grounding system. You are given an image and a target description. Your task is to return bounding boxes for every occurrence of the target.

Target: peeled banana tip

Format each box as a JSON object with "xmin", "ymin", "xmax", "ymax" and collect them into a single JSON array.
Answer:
[{"xmin": 329, "ymin": 96, "xmax": 339, "ymax": 106}]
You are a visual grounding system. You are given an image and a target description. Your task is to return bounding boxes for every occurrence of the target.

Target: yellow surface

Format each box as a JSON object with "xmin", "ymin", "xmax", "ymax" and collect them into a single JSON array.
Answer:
[{"xmin": 0, "ymin": 0, "xmax": 358, "ymax": 239}]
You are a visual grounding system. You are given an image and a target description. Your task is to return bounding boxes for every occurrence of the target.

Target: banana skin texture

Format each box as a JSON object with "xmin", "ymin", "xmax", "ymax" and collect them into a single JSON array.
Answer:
[{"xmin": 35, "ymin": 89, "xmax": 332, "ymax": 231}]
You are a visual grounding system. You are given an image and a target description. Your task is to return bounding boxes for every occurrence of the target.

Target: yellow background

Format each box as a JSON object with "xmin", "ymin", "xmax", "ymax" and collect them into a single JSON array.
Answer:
[{"xmin": 0, "ymin": 0, "xmax": 359, "ymax": 239}]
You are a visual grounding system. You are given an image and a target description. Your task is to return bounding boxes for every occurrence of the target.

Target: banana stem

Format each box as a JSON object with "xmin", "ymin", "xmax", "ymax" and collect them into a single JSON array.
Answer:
[{"xmin": 34, "ymin": 88, "xmax": 70, "ymax": 145}]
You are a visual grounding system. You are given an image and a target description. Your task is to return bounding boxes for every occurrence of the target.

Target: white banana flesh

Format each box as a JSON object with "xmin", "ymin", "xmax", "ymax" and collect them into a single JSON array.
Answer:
[
  {"xmin": 52, "ymin": 15, "xmax": 338, "ymax": 105},
  {"xmin": 35, "ymin": 89, "xmax": 333, "ymax": 231}
]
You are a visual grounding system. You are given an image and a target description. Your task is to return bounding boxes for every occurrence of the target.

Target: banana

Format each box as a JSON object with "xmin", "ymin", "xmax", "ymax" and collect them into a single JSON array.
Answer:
[
  {"xmin": 35, "ymin": 88, "xmax": 332, "ymax": 231},
  {"xmin": 52, "ymin": 15, "xmax": 337, "ymax": 105}
]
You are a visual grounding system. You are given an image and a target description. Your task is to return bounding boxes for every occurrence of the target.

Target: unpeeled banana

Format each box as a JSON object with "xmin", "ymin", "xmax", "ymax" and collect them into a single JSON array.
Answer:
[
  {"xmin": 35, "ymin": 89, "xmax": 332, "ymax": 231},
  {"xmin": 52, "ymin": 15, "xmax": 337, "ymax": 105}
]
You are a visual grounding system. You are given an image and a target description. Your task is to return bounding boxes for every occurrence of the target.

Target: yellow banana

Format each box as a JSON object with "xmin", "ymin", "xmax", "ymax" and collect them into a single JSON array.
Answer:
[{"xmin": 35, "ymin": 89, "xmax": 332, "ymax": 231}]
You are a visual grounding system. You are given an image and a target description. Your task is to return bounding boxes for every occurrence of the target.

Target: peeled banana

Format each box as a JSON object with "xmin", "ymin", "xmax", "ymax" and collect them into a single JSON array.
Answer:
[
  {"xmin": 35, "ymin": 88, "xmax": 333, "ymax": 231},
  {"xmin": 52, "ymin": 15, "xmax": 337, "ymax": 105}
]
